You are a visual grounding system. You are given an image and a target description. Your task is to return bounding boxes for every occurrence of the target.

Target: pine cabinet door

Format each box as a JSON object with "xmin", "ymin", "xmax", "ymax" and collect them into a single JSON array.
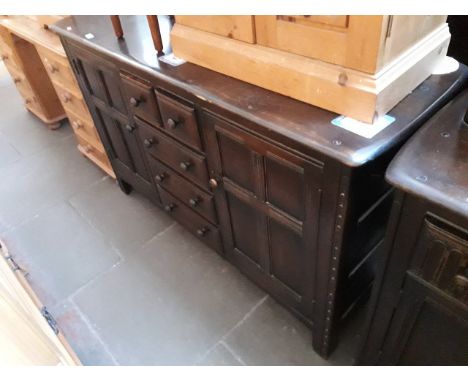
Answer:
[{"xmin": 254, "ymin": 15, "xmax": 386, "ymax": 73}]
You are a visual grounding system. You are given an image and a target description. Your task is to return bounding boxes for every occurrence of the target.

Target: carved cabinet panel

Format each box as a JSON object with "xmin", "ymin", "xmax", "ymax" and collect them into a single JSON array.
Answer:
[{"xmin": 202, "ymin": 112, "xmax": 323, "ymax": 317}]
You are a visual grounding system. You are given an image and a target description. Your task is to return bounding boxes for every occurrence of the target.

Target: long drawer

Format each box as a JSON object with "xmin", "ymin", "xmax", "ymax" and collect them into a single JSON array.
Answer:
[
  {"xmin": 137, "ymin": 118, "xmax": 210, "ymax": 189},
  {"xmin": 149, "ymin": 156, "xmax": 217, "ymax": 224},
  {"xmin": 158, "ymin": 186, "xmax": 223, "ymax": 253},
  {"xmin": 67, "ymin": 108, "xmax": 104, "ymax": 151},
  {"xmin": 54, "ymin": 81, "xmax": 91, "ymax": 120}
]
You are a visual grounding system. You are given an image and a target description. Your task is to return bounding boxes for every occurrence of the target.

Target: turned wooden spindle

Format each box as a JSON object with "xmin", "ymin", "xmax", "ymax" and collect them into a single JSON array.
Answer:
[
  {"xmin": 146, "ymin": 15, "xmax": 163, "ymax": 55},
  {"xmin": 110, "ymin": 15, "xmax": 124, "ymax": 39}
]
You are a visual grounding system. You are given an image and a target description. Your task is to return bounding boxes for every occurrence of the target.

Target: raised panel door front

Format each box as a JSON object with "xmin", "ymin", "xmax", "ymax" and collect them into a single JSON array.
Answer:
[
  {"xmin": 254, "ymin": 15, "xmax": 386, "ymax": 73},
  {"xmin": 203, "ymin": 111, "xmax": 323, "ymax": 318}
]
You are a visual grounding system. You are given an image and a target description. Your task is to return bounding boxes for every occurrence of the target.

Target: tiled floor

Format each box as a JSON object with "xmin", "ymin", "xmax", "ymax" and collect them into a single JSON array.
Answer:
[{"xmin": 0, "ymin": 63, "xmax": 364, "ymax": 365}]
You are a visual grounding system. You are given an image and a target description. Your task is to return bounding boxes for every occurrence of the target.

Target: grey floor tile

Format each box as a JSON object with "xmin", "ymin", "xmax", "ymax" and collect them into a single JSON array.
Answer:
[
  {"xmin": 2, "ymin": 202, "xmax": 121, "ymax": 306},
  {"xmin": 0, "ymin": 131, "xmax": 21, "ymax": 168},
  {"xmin": 196, "ymin": 342, "xmax": 244, "ymax": 366},
  {"xmin": 0, "ymin": 85, "xmax": 72, "ymax": 157},
  {"xmin": 70, "ymin": 177, "xmax": 173, "ymax": 256},
  {"xmin": 50, "ymin": 299, "xmax": 118, "ymax": 366},
  {"xmin": 72, "ymin": 224, "xmax": 266, "ymax": 365},
  {"xmin": 223, "ymin": 297, "xmax": 329, "ymax": 366},
  {"xmin": 0, "ymin": 136, "xmax": 106, "ymax": 228}
]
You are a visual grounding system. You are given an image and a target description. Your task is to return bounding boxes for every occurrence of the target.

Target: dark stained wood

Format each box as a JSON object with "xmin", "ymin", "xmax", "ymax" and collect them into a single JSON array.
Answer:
[
  {"xmin": 52, "ymin": 15, "xmax": 468, "ymax": 358},
  {"xmin": 358, "ymin": 89, "xmax": 468, "ymax": 365}
]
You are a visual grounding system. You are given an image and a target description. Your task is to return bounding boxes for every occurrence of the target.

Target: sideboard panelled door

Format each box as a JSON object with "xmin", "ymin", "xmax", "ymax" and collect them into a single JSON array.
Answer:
[
  {"xmin": 203, "ymin": 112, "xmax": 323, "ymax": 318},
  {"xmin": 66, "ymin": 43, "xmax": 151, "ymax": 183},
  {"xmin": 254, "ymin": 16, "xmax": 386, "ymax": 73}
]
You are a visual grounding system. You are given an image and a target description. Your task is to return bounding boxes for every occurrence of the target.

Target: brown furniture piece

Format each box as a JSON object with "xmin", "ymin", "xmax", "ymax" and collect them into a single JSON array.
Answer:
[
  {"xmin": 0, "ymin": 16, "xmax": 114, "ymax": 177},
  {"xmin": 358, "ymin": 89, "xmax": 468, "ymax": 365},
  {"xmin": 52, "ymin": 15, "xmax": 467, "ymax": 358},
  {"xmin": 172, "ymin": 16, "xmax": 450, "ymax": 123}
]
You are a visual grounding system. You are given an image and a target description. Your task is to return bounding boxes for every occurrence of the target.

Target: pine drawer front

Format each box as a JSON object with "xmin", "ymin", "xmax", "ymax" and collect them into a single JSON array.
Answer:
[
  {"xmin": 149, "ymin": 156, "xmax": 217, "ymax": 224},
  {"xmin": 158, "ymin": 186, "xmax": 223, "ymax": 253},
  {"xmin": 37, "ymin": 47, "xmax": 79, "ymax": 92},
  {"xmin": 67, "ymin": 108, "xmax": 103, "ymax": 151},
  {"xmin": 156, "ymin": 90, "xmax": 203, "ymax": 152},
  {"xmin": 54, "ymin": 81, "xmax": 89, "ymax": 118}
]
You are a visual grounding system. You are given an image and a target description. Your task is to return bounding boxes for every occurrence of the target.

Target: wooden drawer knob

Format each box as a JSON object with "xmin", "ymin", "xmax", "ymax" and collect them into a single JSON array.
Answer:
[
  {"xmin": 167, "ymin": 118, "xmax": 178, "ymax": 129},
  {"xmin": 61, "ymin": 92, "xmax": 72, "ymax": 103},
  {"xmin": 196, "ymin": 227, "xmax": 209, "ymax": 237},
  {"xmin": 155, "ymin": 173, "xmax": 166, "ymax": 182},
  {"xmin": 1, "ymin": 53, "xmax": 8, "ymax": 60},
  {"xmin": 129, "ymin": 97, "xmax": 140, "ymax": 107},
  {"xmin": 72, "ymin": 120, "xmax": 83, "ymax": 129},
  {"xmin": 24, "ymin": 98, "xmax": 32, "ymax": 105},
  {"xmin": 209, "ymin": 178, "xmax": 219, "ymax": 189},
  {"xmin": 13, "ymin": 77, "xmax": 21, "ymax": 84},
  {"xmin": 189, "ymin": 197, "xmax": 201, "ymax": 207},
  {"xmin": 83, "ymin": 145, "xmax": 93, "ymax": 154},
  {"xmin": 143, "ymin": 138, "xmax": 155, "ymax": 148},
  {"xmin": 164, "ymin": 203, "xmax": 176, "ymax": 212},
  {"xmin": 179, "ymin": 161, "xmax": 191, "ymax": 171},
  {"xmin": 46, "ymin": 62, "xmax": 58, "ymax": 73}
]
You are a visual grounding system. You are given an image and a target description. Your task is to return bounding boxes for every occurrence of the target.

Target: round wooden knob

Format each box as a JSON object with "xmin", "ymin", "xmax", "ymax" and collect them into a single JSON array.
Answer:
[
  {"xmin": 72, "ymin": 120, "xmax": 83, "ymax": 129},
  {"xmin": 143, "ymin": 138, "xmax": 155, "ymax": 148},
  {"xmin": 196, "ymin": 227, "xmax": 209, "ymax": 237},
  {"xmin": 84, "ymin": 145, "xmax": 93, "ymax": 154},
  {"xmin": 25, "ymin": 98, "xmax": 32, "ymax": 105},
  {"xmin": 13, "ymin": 77, "xmax": 21, "ymax": 84},
  {"xmin": 46, "ymin": 62, "xmax": 58, "ymax": 73},
  {"xmin": 155, "ymin": 173, "xmax": 166, "ymax": 182},
  {"xmin": 61, "ymin": 92, "xmax": 72, "ymax": 103},
  {"xmin": 189, "ymin": 197, "xmax": 200, "ymax": 207},
  {"xmin": 209, "ymin": 178, "xmax": 218, "ymax": 188},
  {"xmin": 1, "ymin": 54, "xmax": 8, "ymax": 60},
  {"xmin": 179, "ymin": 161, "xmax": 191, "ymax": 171},
  {"xmin": 129, "ymin": 97, "xmax": 140, "ymax": 107},
  {"xmin": 164, "ymin": 203, "xmax": 175, "ymax": 212},
  {"xmin": 167, "ymin": 118, "xmax": 178, "ymax": 129},
  {"xmin": 125, "ymin": 124, "xmax": 135, "ymax": 132}
]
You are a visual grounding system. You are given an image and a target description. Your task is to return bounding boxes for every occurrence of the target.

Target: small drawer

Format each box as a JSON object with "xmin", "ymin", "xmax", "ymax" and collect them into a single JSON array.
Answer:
[
  {"xmin": 1, "ymin": 50, "xmax": 21, "ymax": 73},
  {"xmin": 38, "ymin": 47, "xmax": 79, "ymax": 91},
  {"xmin": 149, "ymin": 156, "xmax": 217, "ymax": 224},
  {"xmin": 158, "ymin": 186, "xmax": 222, "ymax": 253},
  {"xmin": 75, "ymin": 134, "xmax": 113, "ymax": 173},
  {"xmin": 137, "ymin": 119, "xmax": 210, "ymax": 189},
  {"xmin": 54, "ymin": 82, "xmax": 90, "ymax": 118},
  {"xmin": 120, "ymin": 73, "xmax": 161, "ymax": 127},
  {"xmin": 156, "ymin": 90, "xmax": 203, "ymax": 151},
  {"xmin": 68, "ymin": 109, "xmax": 104, "ymax": 151}
]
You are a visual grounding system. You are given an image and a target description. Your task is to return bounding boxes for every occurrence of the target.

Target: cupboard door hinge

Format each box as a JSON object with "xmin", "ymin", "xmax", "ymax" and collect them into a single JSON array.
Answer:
[{"xmin": 41, "ymin": 307, "xmax": 59, "ymax": 335}]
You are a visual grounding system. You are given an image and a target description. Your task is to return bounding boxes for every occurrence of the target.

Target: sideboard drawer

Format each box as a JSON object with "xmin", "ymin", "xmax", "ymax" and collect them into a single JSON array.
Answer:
[
  {"xmin": 158, "ymin": 186, "xmax": 222, "ymax": 253},
  {"xmin": 137, "ymin": 119, "xmax": 210, "ymax": 189},
  {"xmin": 149, "ymin": 156, "xmax": 217, "ymax": 224},
  {"xmin": 120, "ymin": 72, "xmax": 161, "ymax": 127},
  {"xmin": 54, "ymin": 82, "xmax": 89, "ymax": 118},
  {"xmin": 156, "ymin": 90, "xmax": 203, "ymax": 151}
]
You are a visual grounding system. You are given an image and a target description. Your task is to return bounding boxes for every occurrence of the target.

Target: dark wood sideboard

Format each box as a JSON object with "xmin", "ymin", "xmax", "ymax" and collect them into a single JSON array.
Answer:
[
  {"xmin": 358, "ymin": 89, "xmax": 468, "ymax": 365},
  {"xmin": 51, "ymin": 16, "xmax": 468, "ymax": 358}
]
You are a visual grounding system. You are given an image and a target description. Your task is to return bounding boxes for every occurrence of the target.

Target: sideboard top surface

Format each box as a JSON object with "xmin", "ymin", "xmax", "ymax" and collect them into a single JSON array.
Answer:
[
  {"xmin": 386, "ymin": 89, "xmax": 468, "ymax": 218},
  {"xmin": 51, "ymin": 15, "xmax": 468, "ymax": 167}
]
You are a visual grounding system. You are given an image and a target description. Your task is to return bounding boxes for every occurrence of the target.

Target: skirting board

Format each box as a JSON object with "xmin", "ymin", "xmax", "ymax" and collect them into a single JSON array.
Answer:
[{"xmin": 171, "ymin": 23, "xmax": 451, "ymax": 123}]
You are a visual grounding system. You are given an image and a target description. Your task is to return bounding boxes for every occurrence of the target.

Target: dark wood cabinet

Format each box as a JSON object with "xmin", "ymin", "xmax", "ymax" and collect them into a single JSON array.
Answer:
[
  {"xmin": 52, "ymin": 16, "xmax": 468, "ymax": 358},
  {"xmin": 358, "ymin": 90, "xmax": 468, "ymax": 365}
]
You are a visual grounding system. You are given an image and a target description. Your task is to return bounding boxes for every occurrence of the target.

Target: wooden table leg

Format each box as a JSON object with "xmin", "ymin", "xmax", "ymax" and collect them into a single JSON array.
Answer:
[
  {"xmin": 146, "ymin": 15, "xmax": 163, "ymax": 55},
  {"xmin": 110, "ymin": 16, "xmax": 124, "ymax": 39}
]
